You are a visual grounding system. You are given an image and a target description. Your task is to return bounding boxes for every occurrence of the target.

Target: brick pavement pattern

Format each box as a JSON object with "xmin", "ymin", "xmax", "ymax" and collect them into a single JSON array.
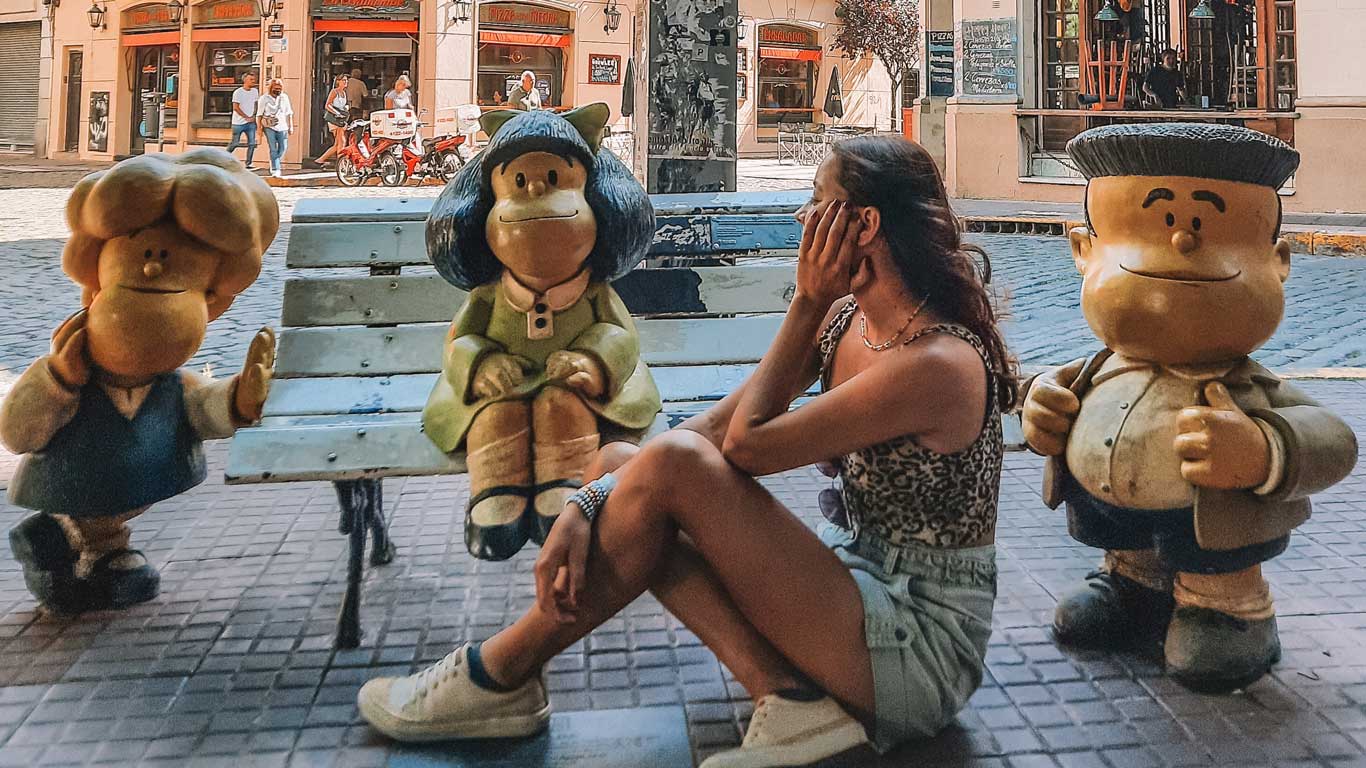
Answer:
[{"xmin": 3, "ymin": 186, "xmax": 1366, "ymax": 767}]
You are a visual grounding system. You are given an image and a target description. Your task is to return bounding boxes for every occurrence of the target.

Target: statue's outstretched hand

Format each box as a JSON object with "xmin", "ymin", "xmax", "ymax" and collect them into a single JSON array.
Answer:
[
  {"xmin": 1175, "ymin": 381, "xmax": 1271, "ymax": 490},
  {"xmin": 1021, "ymin": 358, "xmax": 1085, "ymax": 456},
  {"xmin": 234, "ymin": 327, "xmax": 276, "ymax": 424},
  {"xmin": 472, "ymin": 353, "xmax": 526, "ymax": 399},
  {"xmin": 546, "ymin": 351, "xmax": 605, "ymax": 399},
  {"xmin": 49, "ymin": 309, "xmax": 91, "ymax": 390}
]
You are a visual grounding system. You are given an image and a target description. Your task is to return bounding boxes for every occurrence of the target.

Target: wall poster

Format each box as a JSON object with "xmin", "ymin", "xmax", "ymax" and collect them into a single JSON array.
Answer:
[
  {"xmin": 88, "ymin": 91, "xmax": 109, "ymax": 153},
  {"xmin": 589, "ymin": 53, "xmax": 621, "ymax": 84}
]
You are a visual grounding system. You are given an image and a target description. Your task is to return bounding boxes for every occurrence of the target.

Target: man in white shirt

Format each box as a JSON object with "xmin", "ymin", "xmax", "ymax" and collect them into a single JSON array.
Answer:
[
  {"xmin": 256, "ymin": 78, "xmax": 294, "ymax": 178},
  {"xmin": 226, "ymin": 72, "xmax": 260, "ymax": 169}
]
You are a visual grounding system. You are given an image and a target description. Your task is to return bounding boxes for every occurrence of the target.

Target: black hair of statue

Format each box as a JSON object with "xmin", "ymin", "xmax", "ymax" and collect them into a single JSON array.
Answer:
[{"xmin": 426, "ymin": 110, "xmax": 655, "ymax": 290}]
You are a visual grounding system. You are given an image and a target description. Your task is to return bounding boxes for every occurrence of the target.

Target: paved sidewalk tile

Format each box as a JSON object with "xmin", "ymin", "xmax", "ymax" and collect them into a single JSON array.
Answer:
[{"xmin": 0, "ymin": 379, "xmax": 1363, "ymax": 767}]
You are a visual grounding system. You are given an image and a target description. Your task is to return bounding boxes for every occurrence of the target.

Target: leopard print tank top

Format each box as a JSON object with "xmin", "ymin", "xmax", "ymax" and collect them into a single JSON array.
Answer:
[{"xmin": 818, "ymin": 300, "xmax": 1003, "ymax": 548}]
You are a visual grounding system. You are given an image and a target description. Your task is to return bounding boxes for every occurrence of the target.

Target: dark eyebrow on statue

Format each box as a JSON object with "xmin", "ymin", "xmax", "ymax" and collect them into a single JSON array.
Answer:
[
  {"xmin": 1142, "ymin": 188, "xmax": 1176, "ymax": 208},
  {"xmin": 1192, "ymin": 190, "xmax": 1227, "ymax": 212}
]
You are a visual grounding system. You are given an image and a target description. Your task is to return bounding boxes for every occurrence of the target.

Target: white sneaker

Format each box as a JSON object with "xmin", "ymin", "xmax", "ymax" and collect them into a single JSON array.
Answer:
[
  {"xmin": 357, "ymin": 643, "xmax": 550, "ymax": 742},
  {"xmin": 700, "ymin": 695, "xmax": 869, "ymax": 768}
]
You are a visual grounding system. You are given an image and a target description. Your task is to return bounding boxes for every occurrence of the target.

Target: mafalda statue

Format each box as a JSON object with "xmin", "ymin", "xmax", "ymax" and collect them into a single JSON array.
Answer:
[
  {"xmin": 1, "ymin": 149, "xmax": 279, "ymax": 614},
  {"xmin": 1021, "ymin": 123, "xmax": 1358, "ymax": 692},
  {"xmin": 423, "ymin": 103, "xmax": 661, "ymax": 561}
]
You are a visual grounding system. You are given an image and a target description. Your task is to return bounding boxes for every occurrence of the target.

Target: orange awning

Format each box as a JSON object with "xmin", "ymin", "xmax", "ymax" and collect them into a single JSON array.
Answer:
[
  {"xmin": 122, "ymin": 31, "xmax": 181, "ymax": 46},
  {"xmin": 191, "ymin": 26, "xmax": 259, "ymax": 42},
  {"xmin": 759, "ymin": 46, "xmax": 821, "ymax": 62},
  {"xmin": 479, "ymin": 30, "xmax": 572, "ymax": 48},
  {"xmin": 312, "ymin": 19, "xmax": 418, "ymax": 33}
]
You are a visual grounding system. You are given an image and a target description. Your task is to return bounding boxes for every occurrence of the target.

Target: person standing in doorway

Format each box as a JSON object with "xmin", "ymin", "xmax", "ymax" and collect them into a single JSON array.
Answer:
[
  {"xmin": 226, "ymin": 72, "xmax": 260, "ymax": 169},
  {"xmin": 507, "ymin": 70, "xmax": 542, "ymax": 111},
  {"xmin": 315, "ymin": 73, "xmax": 349, "ymax": 168},
  {"xmin": 257, "ymin": 78, "xmax": 294, "ymax": 178},
  {"xmin": 347, "ymin": 67, "xmax": 369, "ymax": 121},
  {"xmin": 385, "ymin": 75, "xmax": 415, "ymax": 110}
]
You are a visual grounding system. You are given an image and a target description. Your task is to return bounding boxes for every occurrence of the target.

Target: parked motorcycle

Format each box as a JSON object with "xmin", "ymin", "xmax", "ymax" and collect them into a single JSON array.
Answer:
[
  {"xmin": 380, "ymin": 118, "xmax": 467, "ymax": 187},
  {"xmin": 335, "ymin": 120, "xmax": 404, "ymax": 187}
]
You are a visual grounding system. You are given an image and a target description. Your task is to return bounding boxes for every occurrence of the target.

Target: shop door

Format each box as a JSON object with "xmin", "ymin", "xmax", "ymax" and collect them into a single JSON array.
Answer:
[
  {"xmin": 130, "ymin": 45, "xmax": 180, "ymax": 154},
  {"xmin": 310, "ymin": 35, "xmax": 415, "ymax": 157},
  {"xmin": 65, "ymin": 51, "xmax": 84, "ymax": 152},
  {"xmin": 0, "ymin": 22, "xmax": 41, "ymax": 151}
]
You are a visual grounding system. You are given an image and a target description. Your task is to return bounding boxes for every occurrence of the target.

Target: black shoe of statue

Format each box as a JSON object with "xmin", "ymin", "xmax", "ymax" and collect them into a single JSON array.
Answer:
[
  {"xmin": 1053, "ymin": 569, "xmax": 1175, "ymax": 656},
  {"xmin": 85, "ymin": 549, "xmax": 160, "ymax": 609},
  {"xmin": 8, "ymin": 513, "xmax": 87, "ymax": 614},
  {"xmin": 1166, "ymin": 606, "xmax": 1281, "ymax": 694}
]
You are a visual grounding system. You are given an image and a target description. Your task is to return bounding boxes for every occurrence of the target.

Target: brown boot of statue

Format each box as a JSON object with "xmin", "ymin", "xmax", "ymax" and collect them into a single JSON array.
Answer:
[{"xmin": 1166, "ymin": 565, "xmax": 1280, "ymax": 693}]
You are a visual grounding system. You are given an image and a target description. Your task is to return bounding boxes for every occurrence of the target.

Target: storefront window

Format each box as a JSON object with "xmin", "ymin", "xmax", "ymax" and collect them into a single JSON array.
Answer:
[
  {"xmin": 757, "ymin": 24, "xmax": 819, "ymax": 126},
  {"xmin": 203, "ymin": 43, "xmax": 261, "ymax": 119},
  {"xmin": 476, "ymin": 44, "xmax": 563, "ymax": 107}
]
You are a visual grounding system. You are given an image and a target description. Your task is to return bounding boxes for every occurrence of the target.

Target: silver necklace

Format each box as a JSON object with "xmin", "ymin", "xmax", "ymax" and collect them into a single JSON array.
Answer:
[{"xmin": 859, "ymin": 296, "xmax": 930, "ymax": 351}]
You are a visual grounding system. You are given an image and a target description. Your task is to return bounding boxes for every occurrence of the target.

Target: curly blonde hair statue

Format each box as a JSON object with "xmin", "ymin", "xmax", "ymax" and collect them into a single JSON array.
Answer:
[{"xmin": 62, "ymin": 148, "xmax": 278, "ymax": 320}]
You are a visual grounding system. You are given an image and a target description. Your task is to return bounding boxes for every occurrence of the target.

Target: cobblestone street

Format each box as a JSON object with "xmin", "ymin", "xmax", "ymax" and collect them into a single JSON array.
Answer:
[{"xmin": 2, "ymin": 183, "xmax": 1366, "ymax": 767}]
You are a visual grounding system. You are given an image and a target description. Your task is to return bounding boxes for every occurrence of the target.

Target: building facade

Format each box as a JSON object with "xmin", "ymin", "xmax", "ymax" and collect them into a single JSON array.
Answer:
[
  {"xmin": 0, "ymin": 0, "xmax": 51, "ymax": 154},
  {"xmin": 908, "ymin": 0, "xmax": 1366, "ymax": 212},
  {"xmin": 37, "ymin": 0, "xmax": 895, "ymax": 167}
]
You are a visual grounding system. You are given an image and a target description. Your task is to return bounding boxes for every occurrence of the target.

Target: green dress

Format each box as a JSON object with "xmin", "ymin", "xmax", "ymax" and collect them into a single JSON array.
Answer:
[{"xmin": 422, "ymin": 277, "xmax": 663, "ymax": 452}]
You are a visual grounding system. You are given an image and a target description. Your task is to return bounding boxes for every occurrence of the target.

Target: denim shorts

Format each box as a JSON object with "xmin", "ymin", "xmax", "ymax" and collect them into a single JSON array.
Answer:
[{"xmin": 819, "ymin": 523, "xmax": 996, "ymax": 753}]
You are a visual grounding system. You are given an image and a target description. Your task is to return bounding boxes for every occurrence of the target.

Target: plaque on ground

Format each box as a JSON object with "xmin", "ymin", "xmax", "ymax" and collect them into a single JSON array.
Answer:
[{"xmin": 388, "ymin": 707, "xmax": 692, "ymax": 767}]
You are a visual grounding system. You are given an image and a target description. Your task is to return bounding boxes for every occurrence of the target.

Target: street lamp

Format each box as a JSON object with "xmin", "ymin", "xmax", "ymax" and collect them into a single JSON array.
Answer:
[
  {"xmin": 603, "ymin": 0, "xmax": 621, "ymax": 33},
  {"xmin": 1188, "ymin": 0, "xmax": 1215, "ymax": 18},
  {"xmin": 736, "ymin": 12, "xmax": 747, "ymax": 40},
  {"xmin": 167, "ymin": 0, "xmax": 185, "ymax": 24},
  {"xmin": 1094, "ymin": 0, "xmax": 1121, "ymax": 21},
  {"xmin": 257, "ymin": 0, "xmax": 280, "ymax": 18},
  {"xmin": 87, "ymin": 1, "xmax": 106, "ymax": 29},
  {"xmin": 450, "ymin": 0, "xmax": 471, "ymax": 23}
]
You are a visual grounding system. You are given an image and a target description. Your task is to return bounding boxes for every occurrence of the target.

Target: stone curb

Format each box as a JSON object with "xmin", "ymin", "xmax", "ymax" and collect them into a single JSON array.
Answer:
[{"xmin": 961, "ymin": 215, "xmax": 1366, "ymax": 257}]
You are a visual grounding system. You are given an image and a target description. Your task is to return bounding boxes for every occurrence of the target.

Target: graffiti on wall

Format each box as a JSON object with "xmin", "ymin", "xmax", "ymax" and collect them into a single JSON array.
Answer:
[{"xmin": 646, "ymin": 0, "xmax": 738, "ymax": 193}]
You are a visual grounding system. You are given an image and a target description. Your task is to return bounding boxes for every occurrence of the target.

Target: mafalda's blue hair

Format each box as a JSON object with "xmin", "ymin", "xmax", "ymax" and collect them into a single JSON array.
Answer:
[{"xmin": 426, "ymin": 106, "xmax": 655, "ymax": 290}]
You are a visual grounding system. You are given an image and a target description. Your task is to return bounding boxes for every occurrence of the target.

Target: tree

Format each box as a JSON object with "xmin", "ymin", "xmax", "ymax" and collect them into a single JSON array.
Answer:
[{"xmin": 833, "ymin": 0, "xmax": 921, "ymax": 127}]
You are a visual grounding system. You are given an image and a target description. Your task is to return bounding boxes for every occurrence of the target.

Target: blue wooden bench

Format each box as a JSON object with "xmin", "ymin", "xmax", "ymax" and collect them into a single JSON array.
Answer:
[{"xmin": 226, "ymin": 191, "xmax": 809, "ymax": 647}]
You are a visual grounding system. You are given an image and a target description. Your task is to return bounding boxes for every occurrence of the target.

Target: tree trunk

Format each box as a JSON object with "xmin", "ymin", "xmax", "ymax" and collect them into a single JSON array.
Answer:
[{"xmin": 889, "ymin": 74, "xmax": 902, "ymax": 129}]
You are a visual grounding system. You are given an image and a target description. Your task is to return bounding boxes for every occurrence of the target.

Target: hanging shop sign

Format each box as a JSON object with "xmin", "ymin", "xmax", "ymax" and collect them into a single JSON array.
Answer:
[
  {"xmin": 479, "ymin": 2, "xmax": 572, "ymax": 30},
  {"xmin": 311, "ymin": 0, "xmax": 420, "ymax": 19},
  {"xmin": 195, "ymin": 0, "xmax": 259, "ymax": 26}
]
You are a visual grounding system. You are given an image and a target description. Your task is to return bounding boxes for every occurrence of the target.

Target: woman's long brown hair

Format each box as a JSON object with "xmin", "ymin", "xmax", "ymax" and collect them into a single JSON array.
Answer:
[{"xmin": 831, "ymin": 135, "xmax": 1020, "ymax": 411}]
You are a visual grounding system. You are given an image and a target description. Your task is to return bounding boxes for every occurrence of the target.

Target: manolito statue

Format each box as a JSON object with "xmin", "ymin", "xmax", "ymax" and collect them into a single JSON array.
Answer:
[
  {"xmin": 1, "ymin": 150, "xmax": 278, "ymax": 614},
  {"xmin": 1021, "ymin": 123, "xmax": 1358, "ymax": 692},
  {"xmin": 423, "ymin": 103, "xmax": 662, "ymax": 561}
]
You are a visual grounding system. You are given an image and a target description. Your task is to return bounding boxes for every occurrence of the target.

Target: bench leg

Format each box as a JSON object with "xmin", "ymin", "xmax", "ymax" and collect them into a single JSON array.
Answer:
[
  {"xmin": 366, "ymin": 484, "xmax": 397, "ymax": 566},
  {"xmin": 333, "ymin": 478, "xmax": 381, "ymax": 649}
]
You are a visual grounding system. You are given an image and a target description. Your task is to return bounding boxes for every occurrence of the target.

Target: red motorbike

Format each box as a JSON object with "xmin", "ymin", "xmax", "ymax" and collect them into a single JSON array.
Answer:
[
  {"xmin": 335, "ymin": 120, "xmax": 404, "ymax": 187},
  {"xmin": 381, "ymin": 118, "xmax": 467, "ymax": 187}
]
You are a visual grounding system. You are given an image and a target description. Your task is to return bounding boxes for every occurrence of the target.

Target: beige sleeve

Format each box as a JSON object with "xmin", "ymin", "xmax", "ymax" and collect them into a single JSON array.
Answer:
[
  {"xmin": 0, "ymin": 356, "xmax": 81, "ymax": 454},
  {"xmin": 182, "ymin": 369, "xmax": 241, "ymax": 440}
]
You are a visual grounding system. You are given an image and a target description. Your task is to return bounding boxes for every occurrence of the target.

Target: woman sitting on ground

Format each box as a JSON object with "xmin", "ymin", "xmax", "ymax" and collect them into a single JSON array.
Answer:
[{"xmin": 357, "ymin": 135, "xmax": 1018, "ymax": 767}]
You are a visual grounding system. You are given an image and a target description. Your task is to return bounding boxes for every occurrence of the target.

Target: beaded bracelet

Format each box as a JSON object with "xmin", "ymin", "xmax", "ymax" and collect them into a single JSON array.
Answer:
[{"xmin": 567, "ymin": 473, "xmax": 617, "ymax": 524}]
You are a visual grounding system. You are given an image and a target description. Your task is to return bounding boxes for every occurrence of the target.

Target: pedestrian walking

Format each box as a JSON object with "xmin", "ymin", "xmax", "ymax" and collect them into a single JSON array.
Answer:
[
  {"xmin": 257, "ymin": 78, "xmax": 294, "ymax": 178},
  {"xmin": 315, "ymin": 73, "xmax": 349, "ymax": 168},
  {"xmin": 226, "ymin": 72, "xmax": 260, "ymax": 169}
]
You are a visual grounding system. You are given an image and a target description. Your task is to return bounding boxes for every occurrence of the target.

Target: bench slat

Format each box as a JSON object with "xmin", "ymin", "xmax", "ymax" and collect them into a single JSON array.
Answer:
[
  {"xmin": 226, "ymin": 412, "xmax": 672, "ymax": 483},
  {"xmin": 286, "ymin": 216, "xmax": 803, "ymax": 268},
  {"xmin": 281, "ymin": 265, "xmax": 796, "ymax": 327},
  {"xmin": 263, "ymin": 365, "xmax": 757, "ymax": 417},
  {"xmin": 275, "ymin": 315, "xmax": 782, "ymax": 377}
]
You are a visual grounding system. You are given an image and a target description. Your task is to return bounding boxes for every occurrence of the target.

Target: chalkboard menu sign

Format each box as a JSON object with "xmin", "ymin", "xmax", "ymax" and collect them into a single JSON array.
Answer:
[
  {"xmin": 961, "ymin": 19, "xmax": 1017, "ymax": 96},
  {"xmin": 927, "ymin": 31, "xmax": 954, "ymax": 97},
  {"xmin": 589, "ymin": 54, "xmax": 621, "ymax": 84}
]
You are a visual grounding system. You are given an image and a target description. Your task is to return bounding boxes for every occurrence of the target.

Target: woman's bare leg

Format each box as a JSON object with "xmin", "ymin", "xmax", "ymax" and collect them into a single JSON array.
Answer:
[{"xmin": 480, "ymin": 430, "xmax": 876, "ymax": 721}]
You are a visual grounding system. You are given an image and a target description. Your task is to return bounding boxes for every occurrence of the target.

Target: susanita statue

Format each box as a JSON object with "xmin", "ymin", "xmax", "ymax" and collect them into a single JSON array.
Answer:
[
  {"xmin": 0, "ymin": 149, "xmax": 279, "ymax": 614},
  {"xmin": 1021, "ymin": 123, "xmax": 1358, "ymax": 692},
  {"xmin": 423, "ymin": 103, "xmax": 662, "ymax": 561}
]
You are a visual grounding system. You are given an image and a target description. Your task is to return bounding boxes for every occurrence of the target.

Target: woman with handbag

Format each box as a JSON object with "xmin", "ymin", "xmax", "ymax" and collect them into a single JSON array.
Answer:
[
  {"xmin": 315, "ymin": 73, "xmax": 349, "ymax": 167},
  {"xmin": 357, "ymin": 135, "xmax": 1019, "ymax": 768}
]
